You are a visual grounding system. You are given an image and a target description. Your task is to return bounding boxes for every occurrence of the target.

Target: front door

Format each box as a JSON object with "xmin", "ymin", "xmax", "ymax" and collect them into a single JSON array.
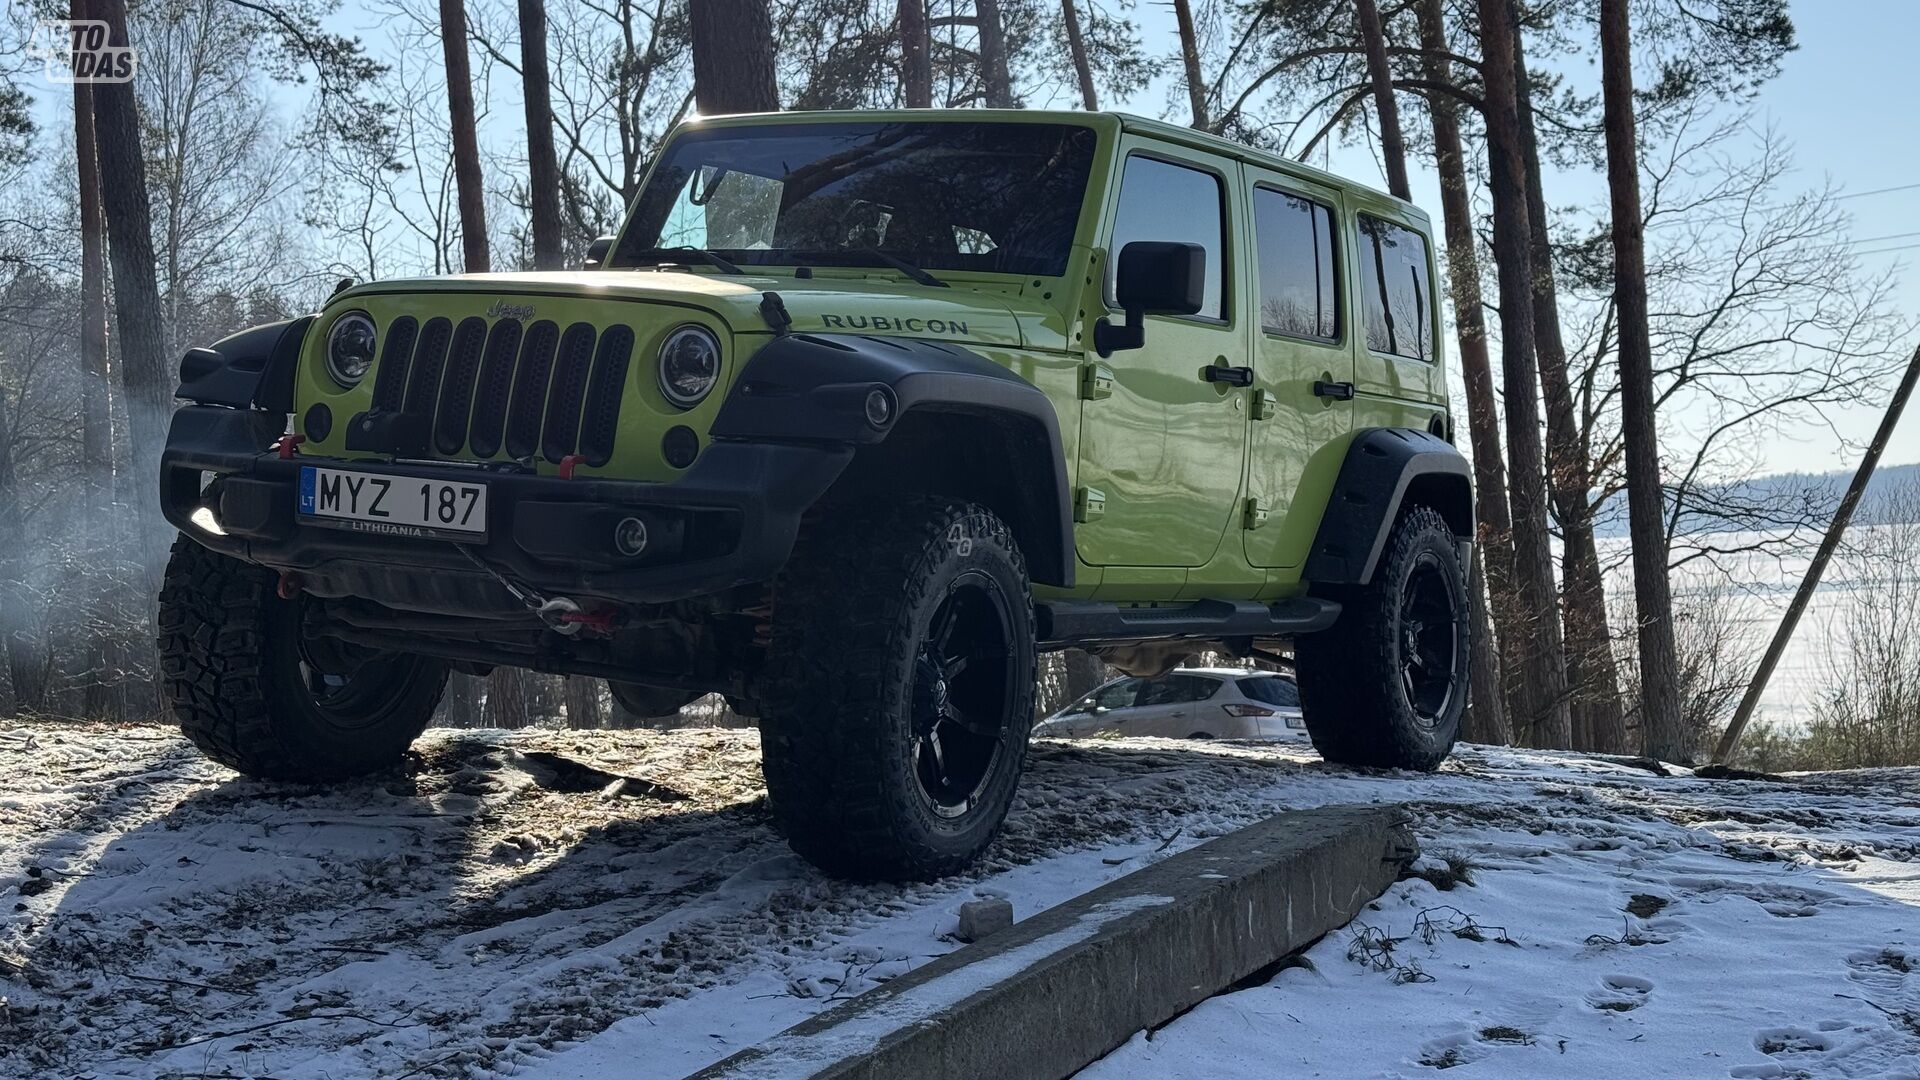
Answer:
[
  {"xmin": 1241, "ymin": 172, "xmax": 1355, "ymax": 567},
  {"xmin": 1074, "ymin": 146, "xmax": 1249, "ymax": 568}
]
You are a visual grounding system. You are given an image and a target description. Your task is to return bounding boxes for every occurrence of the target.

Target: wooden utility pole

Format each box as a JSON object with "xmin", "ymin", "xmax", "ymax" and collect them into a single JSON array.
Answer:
[{"xmin": 1714, "ymin": 341, "xmax": 1920, "ymax": 764}]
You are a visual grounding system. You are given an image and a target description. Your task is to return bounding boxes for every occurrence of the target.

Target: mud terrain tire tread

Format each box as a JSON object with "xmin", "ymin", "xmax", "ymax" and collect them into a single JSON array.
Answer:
[
  {"xmin": 1296, "ymin": 505, "xmax": 1465, "ymax": 771},
  {"xmin": 759, "ymin": 498, "xmax": 1035, "ymax": 882},
  {"xmin": 158, "ymin": 536, "xmax": 446, "ymax": 781}
]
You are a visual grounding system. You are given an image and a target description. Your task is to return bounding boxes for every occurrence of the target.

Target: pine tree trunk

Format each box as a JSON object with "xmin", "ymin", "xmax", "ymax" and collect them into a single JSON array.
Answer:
[
  {"xmin": 1462, "ymin": 550, "xmax": 1511, "ymax": 745},
  {"xmin": 1354, "ymin": 0, "xmax": 1410, "ymax": 199},
  {"xmin": 1510, "ymin": 16, "xmax": 1626, "ymax": 752},
  {"xmin": 975, "ymin": 0, "xmax": 1014, "ymax": 107},
  {"xmin": 90, "ymin": 0, "xmax": 171, "ymax": 546},
  {"xmin": 563, "ymin": 677, "xmax": 603, "ymax": 729},
  {"xmin": 487, "ymin": 667, "xmax": 530, "ymax": 728},
  {"xmin": 1060, "ymin": 0, "xmax": 1099, "ymax": 110},
  {"xmin": 0, "ymin": 390, "xmax": 45, "ymax": 714},
  {"xmin": 1474, "ymin": 0, "xmax": 1572, "ymax": 749},
  {"xmin": 899, "ymin": 0, "xmax": 932, "ymax": 107},
  {"xmin": 1172, "ymin": 0, "xmax": 1208, "ymax": 129},
  {"xmin": 1599, "ymin": 0, "xmax": 1685, "ymax": 761},
  {"xmin": 75, "ymin": 7, "xmax": 118, "ymax": 720},
  {"xmin": 690, "ymin": 0, "xmax": 780, "ymax": 115},
  {"xmin": 440, "ymin": 672, "xmax": 481, "ymax": 727},
  {"xmin": 1416, "ymin": 0, "xmax": 1521, "ymax": 731},
  {"xmin": 440, "ymin": 0, "xmax": 490, "ymax": 272},
  {"xmin": 518, "ymin": 0, "xmax": 564, "ymax": 270}
]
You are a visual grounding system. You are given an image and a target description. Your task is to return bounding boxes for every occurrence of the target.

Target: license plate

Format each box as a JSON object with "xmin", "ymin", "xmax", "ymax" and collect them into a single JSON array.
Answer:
[{"xmin": 298, "ymin": 467, "xmax": 487, "ymax": 540}]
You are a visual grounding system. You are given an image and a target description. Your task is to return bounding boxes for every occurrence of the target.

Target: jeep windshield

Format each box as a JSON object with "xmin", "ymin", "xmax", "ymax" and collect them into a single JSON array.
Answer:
[{"xmin": 616, "ymin": 121, "xmax": 1099, "ymax": 279}]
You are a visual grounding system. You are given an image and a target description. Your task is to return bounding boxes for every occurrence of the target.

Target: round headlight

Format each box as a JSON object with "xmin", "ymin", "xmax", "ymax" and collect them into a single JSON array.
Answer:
[
  {"xmin": 325, "ymin": 311, "xmax": 377, "ymax": 388},
  {"xmin": 658, "ymin": 325, "xmax": 721, "ymax": 409}
]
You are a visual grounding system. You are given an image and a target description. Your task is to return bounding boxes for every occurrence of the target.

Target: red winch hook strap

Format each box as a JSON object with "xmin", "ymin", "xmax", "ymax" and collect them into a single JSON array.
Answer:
[{"xmin": 275, "ymin": 433, "xmax": 307, "ymax": 460}]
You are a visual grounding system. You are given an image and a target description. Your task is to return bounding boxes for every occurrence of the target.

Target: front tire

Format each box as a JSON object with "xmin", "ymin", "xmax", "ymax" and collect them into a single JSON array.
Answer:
[
  {"xmin": 1296, "ymin": 506, "xmax": 1467, "ymax": 770},
  {"xmin": 157, "ymin": 537, "xmax": 448, "ymax": 781},
  {"xmin": 759, "ymin": 498, "xmax": 1036, "ymax": 881}
]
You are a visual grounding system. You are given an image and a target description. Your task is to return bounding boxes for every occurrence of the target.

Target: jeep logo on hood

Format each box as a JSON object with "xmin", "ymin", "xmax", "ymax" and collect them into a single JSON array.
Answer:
[{"xmin": 486, "ymin": 300, "xmax": 537, "ymax": 321}]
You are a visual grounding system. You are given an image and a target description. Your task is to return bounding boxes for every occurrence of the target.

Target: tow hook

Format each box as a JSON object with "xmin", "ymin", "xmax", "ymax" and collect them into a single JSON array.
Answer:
[
  {"xmin": 546, "ymin": 601, "xmax": 617, "ymax": 636},
  {"xmin": 277, "ymin": 572, "xmax": 303, "ymax": 600},
  {"xmin": 452, "ymin": 543, "xmax": 617, "ymax": 637}
]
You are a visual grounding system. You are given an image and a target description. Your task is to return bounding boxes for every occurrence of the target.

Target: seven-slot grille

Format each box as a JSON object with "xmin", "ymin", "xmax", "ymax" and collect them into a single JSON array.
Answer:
[{"xmin": 364, "ymin": 313, "xmax": 635, "ymax": 467}]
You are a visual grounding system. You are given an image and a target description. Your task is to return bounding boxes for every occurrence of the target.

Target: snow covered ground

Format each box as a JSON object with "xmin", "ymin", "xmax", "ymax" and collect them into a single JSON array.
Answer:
[{"xmin": 1, "ymin": 723, "xmax": 1916, "ymax": 1080}]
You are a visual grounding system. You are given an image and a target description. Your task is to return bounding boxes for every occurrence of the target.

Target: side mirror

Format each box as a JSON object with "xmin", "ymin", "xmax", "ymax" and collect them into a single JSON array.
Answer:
[
  {"xmin": 583, "ymin": 235, "xmax": 615, "ymax": 270},
  {"xmin": 1095, "ymin": 240, "xmax": 1205, "ymax": 357}
]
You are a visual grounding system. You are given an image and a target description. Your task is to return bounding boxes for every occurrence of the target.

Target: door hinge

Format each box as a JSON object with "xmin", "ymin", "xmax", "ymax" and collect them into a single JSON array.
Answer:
[
  {"xmin": 1243, "ymin": 497, "xmax": 1270, "ymax": 530},
  {"xmin": 1079, "ymin": 361, "xmax": 1115, "ymax": 400},
  {"xmin": 1075, "ymin": 486, "xmax": 1106, "ymax": 523},
  {"xmin": 1252, "ymin": 389, "xmax": 1278, "ymax": 421}
]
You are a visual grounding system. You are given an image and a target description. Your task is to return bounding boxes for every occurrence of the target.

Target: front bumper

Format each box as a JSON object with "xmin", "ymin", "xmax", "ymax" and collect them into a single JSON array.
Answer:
[{"xmin": 160, "ymin": 405, "xmax": 852, "ymax": 609}]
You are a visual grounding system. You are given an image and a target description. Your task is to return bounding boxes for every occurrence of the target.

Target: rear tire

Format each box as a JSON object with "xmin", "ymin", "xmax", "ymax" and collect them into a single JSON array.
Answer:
[
  {"xmin": 157, "ymin": 537, "xmax": 447, "ymax": 781},
  {"xmin": 759, "ymin": 498, "xmax": 1035, "ymax": 882},
  {"xmin": 1296, "ymin": 506, "xmax": 1466, "ymax": 770}
]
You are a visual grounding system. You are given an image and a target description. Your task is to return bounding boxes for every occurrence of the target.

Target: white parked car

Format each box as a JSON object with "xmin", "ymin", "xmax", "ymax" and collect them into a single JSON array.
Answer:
[{"xmin": 1032, "ymin": 667, "xmax": 1306, "ymax": 741}]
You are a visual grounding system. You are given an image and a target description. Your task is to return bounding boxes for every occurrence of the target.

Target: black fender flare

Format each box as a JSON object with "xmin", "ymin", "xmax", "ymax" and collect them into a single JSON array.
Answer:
[
  {"xmin": 1304, "ymin": 427, "xmax": 1474, "ymax": 586},
  {"xmin": 709, "ymin": 332, "xmax": 1074, "ymax": 587},
  {"xmin": 175, "ymin": 315, "xmax": 315, "ymax": 413}
]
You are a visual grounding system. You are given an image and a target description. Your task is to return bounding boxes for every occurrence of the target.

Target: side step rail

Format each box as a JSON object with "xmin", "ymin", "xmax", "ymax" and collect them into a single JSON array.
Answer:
[{"xmin": 1036, "ymin": 596, "xmax": 1340, "ymax": 648}]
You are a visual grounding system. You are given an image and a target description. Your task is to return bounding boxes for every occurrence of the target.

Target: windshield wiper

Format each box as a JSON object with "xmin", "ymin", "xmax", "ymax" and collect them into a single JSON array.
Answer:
[
  {"xmin": 853, "ymin": 247, "xmax": 948, "ymax": 288},
  {"xmin": 627, "ymin": 246, "xmax": 745, "ymax": 275}
]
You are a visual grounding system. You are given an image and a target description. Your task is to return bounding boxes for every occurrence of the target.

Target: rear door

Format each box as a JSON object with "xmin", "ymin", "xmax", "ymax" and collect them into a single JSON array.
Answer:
[
  {"xmin": 1240, "ymin": 170, "xmax": 1354, "ymax": 568},
  {"xmin": 1125, "ymin": 674, "xmax": 1222, "ymax": 737}
]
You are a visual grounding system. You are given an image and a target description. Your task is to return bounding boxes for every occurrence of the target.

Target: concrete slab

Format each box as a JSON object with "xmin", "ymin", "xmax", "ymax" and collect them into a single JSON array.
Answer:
[{"xmin": 689, "ymin": 805, "xmax": 1415, "ymax": 1080}]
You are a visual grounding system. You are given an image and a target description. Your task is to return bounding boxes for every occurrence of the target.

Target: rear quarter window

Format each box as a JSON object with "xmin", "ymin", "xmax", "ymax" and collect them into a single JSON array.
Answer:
[{"xmin": 1357, "ymin": 213, "xmax": 1433, "ymax": 362}]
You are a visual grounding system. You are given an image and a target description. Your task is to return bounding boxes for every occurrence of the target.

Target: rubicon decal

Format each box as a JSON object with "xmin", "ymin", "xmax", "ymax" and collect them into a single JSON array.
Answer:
[{"xmin": 820, "ymin": 314, "xmax": 970, "ymax": 336}]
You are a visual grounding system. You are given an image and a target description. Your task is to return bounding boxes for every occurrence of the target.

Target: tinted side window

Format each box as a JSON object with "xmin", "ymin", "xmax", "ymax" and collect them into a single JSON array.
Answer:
[
  {"xmin": 1239, "ymin": 676, "xmax": 1300, "ymax": 708},
  {"xmin": 1110, "ymin": 155, "xmax": 1226, "ymax": 320},
  {"xmin": 1253, "ymin": 189, "xmax": 1337, "ymax": 340},
  {"xmin": 1089, "ymin": 678, "xmax": 1142, "ymax": 710},
  {"xmin": 1139, "ymin": 675, "xmax": 1220, "ymax": 706},
  {"xmin": 1358, "ymin": 214, "xmax": 1433, "ymax": 361}
]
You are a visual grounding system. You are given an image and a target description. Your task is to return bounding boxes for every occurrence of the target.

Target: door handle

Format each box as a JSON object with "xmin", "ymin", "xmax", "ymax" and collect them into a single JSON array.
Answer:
[
  {"xmin": 1313, "ymin": 380, "xmax": 1355, "ymax": 400},
  {"xmin": 1203, "ymin": 365, "xmax": 1254, "ymax": 387}
]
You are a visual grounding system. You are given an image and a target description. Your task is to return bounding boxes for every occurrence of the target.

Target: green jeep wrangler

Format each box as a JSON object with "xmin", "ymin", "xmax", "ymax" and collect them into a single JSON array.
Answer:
[{"xmin": 158, "ymin": 109, "xmax": 1473, "ymax": 882}]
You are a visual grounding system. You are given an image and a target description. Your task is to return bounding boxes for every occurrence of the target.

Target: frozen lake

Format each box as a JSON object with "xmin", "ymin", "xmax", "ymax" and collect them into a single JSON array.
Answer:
[{"xmin": 1597, "ymin": 524, "xmax": 1912, "ymax": 733}]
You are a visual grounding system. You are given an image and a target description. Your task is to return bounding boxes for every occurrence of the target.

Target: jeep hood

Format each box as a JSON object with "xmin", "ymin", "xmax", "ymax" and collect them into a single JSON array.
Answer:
[{"xmin": 335, "ymin": 269, "xmax": 1044, "ymax": 350}]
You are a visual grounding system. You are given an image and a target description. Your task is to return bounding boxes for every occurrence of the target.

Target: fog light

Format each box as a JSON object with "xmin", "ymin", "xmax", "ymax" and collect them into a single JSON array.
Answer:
[
  {"xmin": 189, "ymin": 505, "xmax": 228, "ymax": 537},
  {"xmin": 864, "ymin": 386, "xmax": 895, "ymax": 428},
  {"xmin": 304, "ymin": 403, "xmax": 333, "ymax": 442},
  {"xmin": 613, "ymin": 516, "xmax": 649, "ymax": 558}
]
